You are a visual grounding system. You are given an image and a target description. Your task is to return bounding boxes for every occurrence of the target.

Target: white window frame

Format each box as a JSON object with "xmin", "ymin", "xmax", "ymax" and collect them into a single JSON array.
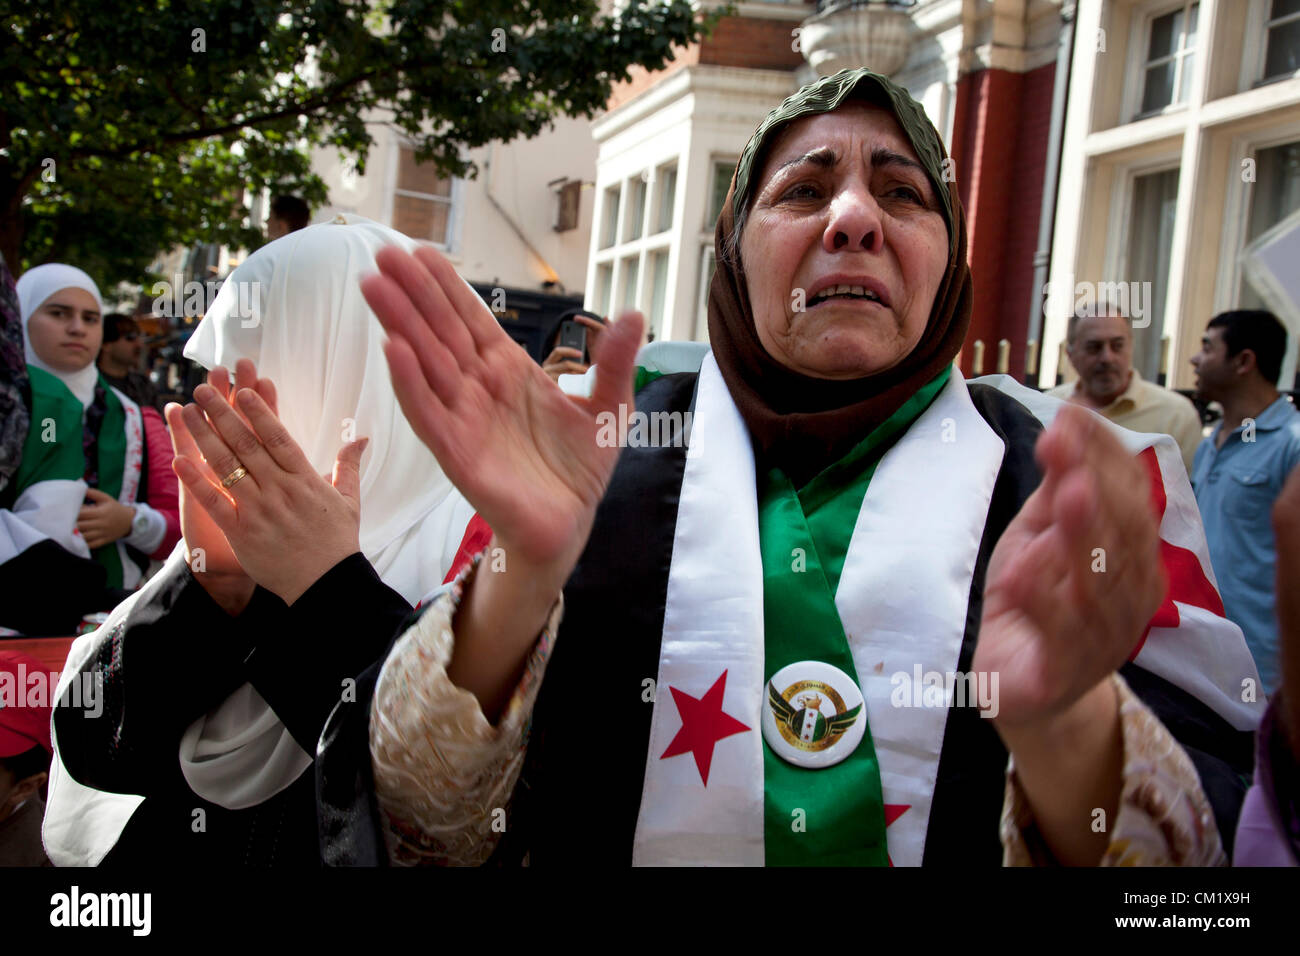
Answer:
[
  {"xmin": 598, "ymin": 183, "xmax": 624, "ymax": 251},
  {"xmin": 623, "ymin": 175, "xmax": 649, "ymax": 244},
  {"xmin": 1104, "ymin": 156, "xmax": 1183, "ymax": 379},
  {"xmin": 1105, "ymin": 155, "xmax": 1184, "ymax": 284},
  {"xmin": 386, "ymin": 141, "xmax": 465, "ymax": 254},
  {"xmin": 688, "ymin": 156, "xmax": 738, "ymax": 342},
  {"xmin": 650, "ymin": 161, "xmax": 679, "ymax": 236},
  {"xmin": 1241, "ymin": 0, "xmax": 1300, "ymax": 89},
  {"xmin": 706, "ymin": 157, "xmax": 738, "ymax": 230},
  {"xmin": 590, "ymin": 154, "xmax": 684, "ymax": 331},
  {"xmin": 645, "ymin": 246, "xmax": 673, "ymax": 336},
  {"xmin": 1125, "ymin": 0, "xmax": 1200, "ymax": 122},
  {"xmin": 594, "ymin": 262, "xmax": 614, "ymax": 318},
  {"xmin": 617, "ymin": 252, "xmax": 642, "ymax": 314},
  {"xmin": 1213, "ymin": 117, "xmax": 1300, "ymax": 314}
]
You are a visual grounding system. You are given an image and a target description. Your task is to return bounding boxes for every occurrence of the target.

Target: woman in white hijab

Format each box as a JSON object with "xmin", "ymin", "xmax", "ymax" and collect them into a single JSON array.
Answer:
[
  {"xmin": 0, "ymin": 264, "xmax": 178, "ymax": 636},
  {"xmin": 43, "ymin": 216, "xmax": 479, "ymax": 866}
]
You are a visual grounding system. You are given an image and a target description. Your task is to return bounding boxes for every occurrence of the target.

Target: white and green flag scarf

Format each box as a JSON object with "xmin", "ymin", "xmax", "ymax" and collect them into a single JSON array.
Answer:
[{"xmin": 632, "ymin": 354, "xmax": 1005, "ymax": 866}]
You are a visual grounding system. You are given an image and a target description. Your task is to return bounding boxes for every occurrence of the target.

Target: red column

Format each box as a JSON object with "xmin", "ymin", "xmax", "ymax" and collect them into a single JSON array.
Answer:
[{"xmin": 948, "ymin": 63, "xmax": 1055, "ymax": 379}]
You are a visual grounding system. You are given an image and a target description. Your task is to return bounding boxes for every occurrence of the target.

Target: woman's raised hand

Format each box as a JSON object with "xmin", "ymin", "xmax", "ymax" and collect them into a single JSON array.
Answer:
[
  {"xmin": 972, "ymin": 404, "xmax": 1166, "ymax": 864},
  {"xmin": 361, "ymin": 245, "xmax": 643, "ymax": 584},
  {"xmin": 975, "ymin": 404, "xmax": 1165, "ymax": 727},
  {"xmin": 361, "ymin": 246, "xmax": 641, "ymax": 718},
  {"xmin": 168, "ymin": 359, "xmax": 367, "ymax": 608}
]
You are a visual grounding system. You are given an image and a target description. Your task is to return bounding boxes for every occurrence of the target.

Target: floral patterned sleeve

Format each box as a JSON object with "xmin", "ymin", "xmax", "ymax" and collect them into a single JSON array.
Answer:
[
  {"xmin": 368, "ymin": 559, "xmax": 562, "ymax": 867},
  {"xmin": 1000, "ymin": 672, "xmax": 1225, "ymax": 866}
]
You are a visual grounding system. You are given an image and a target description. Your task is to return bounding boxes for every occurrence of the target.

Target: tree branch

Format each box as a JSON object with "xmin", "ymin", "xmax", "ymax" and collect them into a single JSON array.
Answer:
[{"xmin": 57, "ymin": 67, "xmax": 387, "ymax": 164}]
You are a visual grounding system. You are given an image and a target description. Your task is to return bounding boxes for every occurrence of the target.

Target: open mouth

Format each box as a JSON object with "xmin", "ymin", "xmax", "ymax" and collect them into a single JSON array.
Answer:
[{"xmin": 810, "ymin": 284, "xmax": 884, "ymax": 306}]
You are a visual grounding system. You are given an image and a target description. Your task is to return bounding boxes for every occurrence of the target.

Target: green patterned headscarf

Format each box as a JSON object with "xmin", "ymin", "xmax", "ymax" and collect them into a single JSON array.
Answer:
[{"xmin": 707, "ymin": 68, "xmax": 972, "ymax": 484}]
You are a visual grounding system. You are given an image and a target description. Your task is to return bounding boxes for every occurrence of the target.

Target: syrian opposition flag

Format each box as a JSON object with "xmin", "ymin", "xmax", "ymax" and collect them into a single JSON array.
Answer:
[
  {"xmin": 629, "ymin": 357, "xmax": 1263, "ymax": 867},
  {"xmin": 985, "ymin": 375, "xmax": 1262, "ymax": 731}
]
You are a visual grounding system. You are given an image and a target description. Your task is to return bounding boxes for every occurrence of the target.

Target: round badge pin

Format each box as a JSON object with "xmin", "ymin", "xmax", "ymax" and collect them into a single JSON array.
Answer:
[{"xmin": 761, "ymin": 660, "xmax": 866, "ymax": 769}]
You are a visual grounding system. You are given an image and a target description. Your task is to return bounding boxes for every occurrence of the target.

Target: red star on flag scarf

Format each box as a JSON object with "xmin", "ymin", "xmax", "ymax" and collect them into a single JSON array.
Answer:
[
  {"xmin": 884, "ymin": 803, "xmax": 910, "ymax": 867},
  {"xmin": 660, "ymin": 670, "xmax": 751, "ymax": 786}
]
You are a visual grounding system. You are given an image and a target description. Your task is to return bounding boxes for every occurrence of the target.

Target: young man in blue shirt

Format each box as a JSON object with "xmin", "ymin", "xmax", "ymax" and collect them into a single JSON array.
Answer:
[{"xmin": 1191, "ymin": 310, "xmax": 1300, "ymax": 696}]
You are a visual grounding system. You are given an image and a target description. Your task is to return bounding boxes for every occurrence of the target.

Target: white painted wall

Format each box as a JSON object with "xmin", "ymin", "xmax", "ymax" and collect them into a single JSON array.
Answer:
[
  {"xmin": 312, "ymin": 111, "xmax": 598, "ymax": 294},
  {"xmin": 588, "ymin": 67, "xmax": 797, "ymax": 342}
]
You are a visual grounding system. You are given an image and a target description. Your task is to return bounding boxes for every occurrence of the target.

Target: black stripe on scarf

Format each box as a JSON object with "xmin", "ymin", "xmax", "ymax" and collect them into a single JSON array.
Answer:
[{"xmin": 82, "ymin": 379, "xmax": 108, "ymax": 488}]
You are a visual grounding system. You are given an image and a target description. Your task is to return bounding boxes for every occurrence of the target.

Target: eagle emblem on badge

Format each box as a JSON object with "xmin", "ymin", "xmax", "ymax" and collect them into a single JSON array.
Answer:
[{"xmin": 768, "ymin": 679, "xmax": 862, "ymax": 753}]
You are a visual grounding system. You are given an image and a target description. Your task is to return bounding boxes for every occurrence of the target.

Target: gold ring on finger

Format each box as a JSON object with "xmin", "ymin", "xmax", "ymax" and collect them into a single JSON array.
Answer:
[{"xmin": 221, "ymin": 465, "xmax": 249, "ymax": 488}]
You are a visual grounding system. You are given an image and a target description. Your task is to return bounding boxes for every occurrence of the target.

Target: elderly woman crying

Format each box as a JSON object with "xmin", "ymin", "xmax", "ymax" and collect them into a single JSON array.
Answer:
[{"xmin": 171, "ymin": 69, "xmax": 1260, "ymax": 867}]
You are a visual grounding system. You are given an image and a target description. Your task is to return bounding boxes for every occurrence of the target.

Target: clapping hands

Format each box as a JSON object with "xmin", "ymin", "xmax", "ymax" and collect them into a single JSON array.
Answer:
[{"xmin": 167, "ymin": 358, "xmax": 367, "ymax": 610}]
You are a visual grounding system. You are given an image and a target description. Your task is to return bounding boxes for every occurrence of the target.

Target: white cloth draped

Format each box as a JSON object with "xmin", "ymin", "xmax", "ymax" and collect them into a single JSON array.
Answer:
[
  {"xmin": 43, "ymin": 216, "xmax": 477, "ymax": 867},
  {"xmin": 175, "ymin": 215, "xmax": 476, "ymax": 810}
]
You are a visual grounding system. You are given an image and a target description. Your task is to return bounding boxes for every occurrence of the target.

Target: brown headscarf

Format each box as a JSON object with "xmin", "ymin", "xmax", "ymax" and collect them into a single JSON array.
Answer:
[{"xmin": 707, "ymin": 69, "xmax": 972, "ymax": 485}]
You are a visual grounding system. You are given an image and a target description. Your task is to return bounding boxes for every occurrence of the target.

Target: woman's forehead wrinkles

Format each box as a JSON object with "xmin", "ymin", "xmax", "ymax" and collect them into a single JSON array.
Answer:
[
  {"xmin": 871, "ymin": 146, "xmax": 926, "ymax": 176},
  {"xmin": 762, "ymin": 136, "xmax": 929, "ymax": 197},
  {"xmin": 772, "ymin": 146, "xmax": 838, "ymax": 178},
  {"xmin": 768, "ymin": 114, "xmax": 919, "ymax": 166}
]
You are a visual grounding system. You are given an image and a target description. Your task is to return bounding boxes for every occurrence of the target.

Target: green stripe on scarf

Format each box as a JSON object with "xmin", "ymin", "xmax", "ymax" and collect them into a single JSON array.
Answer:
[
  {"xmin": 15, "ymin": 366, "xmax": 129, "ymax": 587},
  {"xmin": 634, "ymin": 366, "xmax": 665, "ymax": 393},
  {"xmin": 15, "ymin": 366, "xmax": 85, "ymax": 491},
  {"xmin": 759, "ymin": 367, "xmax": 950, "ymax": 866}
]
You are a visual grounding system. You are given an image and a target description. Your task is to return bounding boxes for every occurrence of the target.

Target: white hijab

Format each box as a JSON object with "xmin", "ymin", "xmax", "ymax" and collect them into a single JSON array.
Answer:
[
  {"xmin": 15, "ymin": 263, "xmax": 104, "ymax": 408},
  {"xmin": 177, "ymin": 214, "xmax": 476, "ymax": 809}
]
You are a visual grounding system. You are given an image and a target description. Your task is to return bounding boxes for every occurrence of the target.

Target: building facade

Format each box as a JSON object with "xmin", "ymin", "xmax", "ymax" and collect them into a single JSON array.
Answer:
[
  {"xmin": 310, "ymin": 112, "xmax": 597, "ymax": 300},
  {"xmin": 1042, "ymin": 0, "xmax": 1300, "ymax": 391},
  {"xmin": 303, "ymin": 111, "xmax": 596, "ymax": 356}
]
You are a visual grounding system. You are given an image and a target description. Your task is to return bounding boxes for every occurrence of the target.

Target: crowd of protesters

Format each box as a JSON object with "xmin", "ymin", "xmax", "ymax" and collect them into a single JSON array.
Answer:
[{"xmin": 1, "ymin": 73, "xmax": 1299, "ymax": 873}]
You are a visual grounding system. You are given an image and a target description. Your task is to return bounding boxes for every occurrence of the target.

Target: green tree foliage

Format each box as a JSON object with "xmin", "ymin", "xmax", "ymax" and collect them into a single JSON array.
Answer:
[{"xmin": 1, "ymin": 0, "xmax": 714, "ymax": 288}]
